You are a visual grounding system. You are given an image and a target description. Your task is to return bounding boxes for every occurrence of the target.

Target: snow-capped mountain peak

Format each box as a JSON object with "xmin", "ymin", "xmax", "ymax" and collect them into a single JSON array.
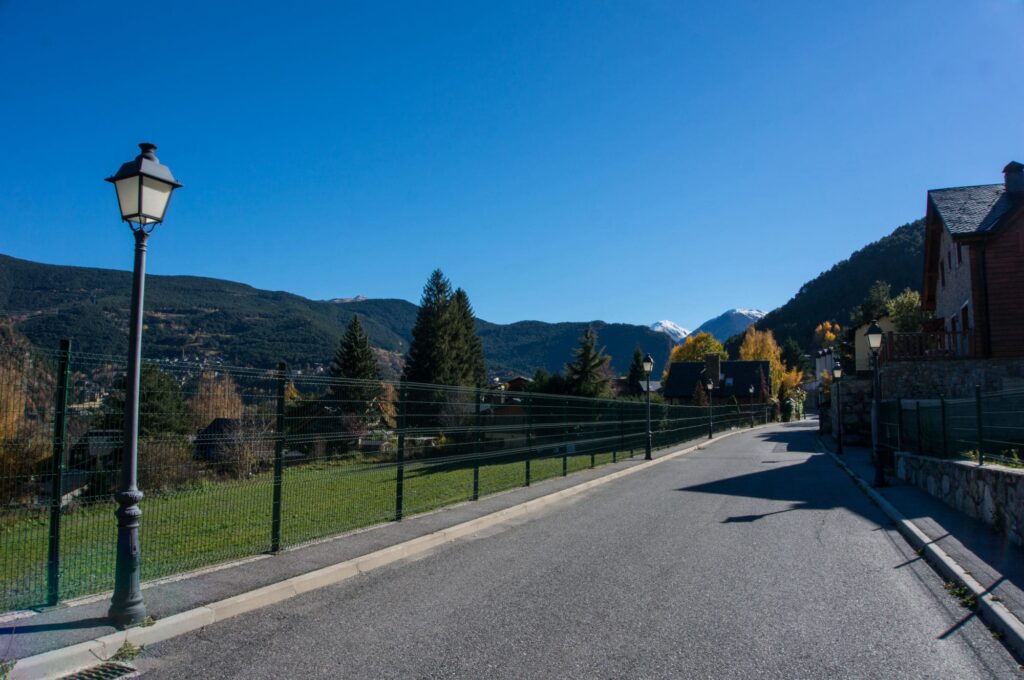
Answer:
[{"xmin": 651, "ymin": 320, "xmax": 690, "ymax": 343}]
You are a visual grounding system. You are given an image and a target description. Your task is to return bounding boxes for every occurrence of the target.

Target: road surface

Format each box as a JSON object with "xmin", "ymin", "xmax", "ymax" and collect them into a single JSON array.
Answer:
[{"xmin": 137, "ymin": 422, "xmax": 1020, "ymax": 678}]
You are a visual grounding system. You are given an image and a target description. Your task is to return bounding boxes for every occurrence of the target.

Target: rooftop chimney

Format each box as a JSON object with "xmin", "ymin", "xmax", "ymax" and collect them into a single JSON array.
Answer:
[{"xmin": 1005, "ymin": 161, "xmax": 1024, "ymax": 194}]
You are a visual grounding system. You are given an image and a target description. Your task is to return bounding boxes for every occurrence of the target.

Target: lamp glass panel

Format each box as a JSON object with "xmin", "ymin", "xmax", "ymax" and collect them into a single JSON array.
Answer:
[
  {"xmin": 114, "ymin": 176, "xmax": 140, "ymax": 220},
  {"xmin": 140, "ymin": 175, "xmax": 174, "ymax": 223},
  {"xmin": 642, "ymin": 360, "xmax": 653, "ymax": 373},
  {"xmin": 867, "ymin": 333, "xmax": 882, "ymax": 350}
]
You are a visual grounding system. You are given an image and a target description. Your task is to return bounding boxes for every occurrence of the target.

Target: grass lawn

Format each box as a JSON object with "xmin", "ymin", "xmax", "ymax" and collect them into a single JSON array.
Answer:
[{"xmin": 0, "ymin": 445, "xmax": 638, "ymax": 611}]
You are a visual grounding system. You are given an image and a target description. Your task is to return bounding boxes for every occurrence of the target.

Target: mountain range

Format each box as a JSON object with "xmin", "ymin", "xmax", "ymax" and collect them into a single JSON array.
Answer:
[
  {"xmin": 0, "ymin": 216, "xmax": 926, "ymax": 377},
  {"xmin": 0, "ymin": 254, "xmax": 677, "ymax": 378}
]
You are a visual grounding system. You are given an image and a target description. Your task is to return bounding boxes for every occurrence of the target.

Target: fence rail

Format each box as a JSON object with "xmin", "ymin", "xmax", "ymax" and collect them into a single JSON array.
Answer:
[
  {"xmin": 0, "ymin": 344, "xmax": 770, "ymax": 612},
  {"xmin": 880, "ymin": 329, "xmax": 977, "ymax": 362},
  {"xmin": 876, "ymin": 387, "xmax": 1024, "ymax": 469}
]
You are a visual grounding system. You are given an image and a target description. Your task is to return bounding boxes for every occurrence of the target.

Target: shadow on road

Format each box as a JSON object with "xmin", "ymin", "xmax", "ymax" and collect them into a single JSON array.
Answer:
[{"xmin": 676, "ymin": 425, "xmax": 884, "ymax": 525}]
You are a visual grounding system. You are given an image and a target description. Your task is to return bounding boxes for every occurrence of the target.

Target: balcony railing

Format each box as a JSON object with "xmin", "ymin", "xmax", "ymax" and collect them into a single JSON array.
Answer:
[{"xmin": 880, "ymin": 330, "xmax": 977, "ymax": 362}]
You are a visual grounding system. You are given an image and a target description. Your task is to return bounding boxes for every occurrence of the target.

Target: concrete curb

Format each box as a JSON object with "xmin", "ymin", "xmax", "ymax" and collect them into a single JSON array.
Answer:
[
  {"xmin": 818, "ymin": 441, "xmax": 1024, "ymax": 659},
  {"xmin": 11, "ymin": 424, "xmax": 771, "ymax": 680}
]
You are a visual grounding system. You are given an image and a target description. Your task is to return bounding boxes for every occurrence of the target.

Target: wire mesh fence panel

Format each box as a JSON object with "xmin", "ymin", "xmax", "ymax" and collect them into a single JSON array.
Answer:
[
  {"xmin": 877, "ymin": 400, "xmax": 900, "ymax": 451},
  {"xmin": 918, "ymin": 401, "xmax": 944, "ymax": 458},
  {"xmin": 946, "ymin": 397, "xmax": 978, "ymax": 460},
  {"xmin": 0, "ymin": 341, "xmax": 58, "ymax": 611},
  {"xmin": 0, "ymin": 346, "xmax": 772, "ymax": 612},
  {"xmin": 980, "ymin": 389, "xmax": 1024, "ymax": 466}
]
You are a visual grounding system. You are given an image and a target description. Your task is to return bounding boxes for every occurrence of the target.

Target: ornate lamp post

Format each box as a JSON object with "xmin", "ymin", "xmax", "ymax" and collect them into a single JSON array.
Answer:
[
  {"xmin": 706, "ymin": 377, "xmax": 714, "ymax": 439},
  {"xmin": 105, "ymin": 143, "xmax": 182, "ymax": 626},
  {"xmin": 832, "ymin": 361, "xmax": 843, "ymax": 455},
  {"xmin": 643, "ymin": 353, "xmax": 654, "ymax": 460},
  {"xmin": 866, "ymin": 320, "xmax": 885, "ymax": 487}
]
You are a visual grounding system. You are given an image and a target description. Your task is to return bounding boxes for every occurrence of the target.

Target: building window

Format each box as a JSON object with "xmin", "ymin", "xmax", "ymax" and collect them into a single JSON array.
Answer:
[
  {"xmin": 940, "ymin": 261, "xmax": 945, "ymax": 287},
  {"xmin": 957, "ymin": 244, "xmax": 963, "ymax": 265},
  {"xmin": 948, "ymin": 250, "xmax": 952, "ymax": 269}
]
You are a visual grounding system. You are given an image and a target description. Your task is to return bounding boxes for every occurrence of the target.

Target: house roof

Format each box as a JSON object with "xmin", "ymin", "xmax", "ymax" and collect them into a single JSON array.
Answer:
[
  {"xmin": 662, "ymin": 360, "xmax": 770, "ymax": 399},
  {"xmin": 639, "ymin": 380, "xmax": 661, "ymax": 393},
  {"xmin": 928, "ymin": 184, "xmax": 1019, "ymax": 236}
]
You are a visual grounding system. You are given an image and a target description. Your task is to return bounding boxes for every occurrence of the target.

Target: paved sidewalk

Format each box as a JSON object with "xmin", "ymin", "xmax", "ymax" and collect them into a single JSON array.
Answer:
[
  {"xmin": 0, "ymin": 439, "xmax": 695, "ymax": 664},
  {"xmin": 822, "ymin": 437, "xmax": 1024, "ymax": 646}
]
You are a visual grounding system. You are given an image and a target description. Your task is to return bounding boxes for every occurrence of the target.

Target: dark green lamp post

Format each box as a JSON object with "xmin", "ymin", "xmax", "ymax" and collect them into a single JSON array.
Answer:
[
  {"xmin": 105, "ymin": 143, "xmax": 182, "ymax": 627},
  {"xmin": 706, "ymin": 377, "xmax": 714, "ymax": 439},
  {"xmin": 643, "ymin": 353, "xmax": 654, "ymax": 460},
  {"xmin": 865, "ymin": 320, "xmax": 885, "ymax": 486},
  {"xmin": 832, "ymin": 360, "xmax": 843, "ymax": 455}
]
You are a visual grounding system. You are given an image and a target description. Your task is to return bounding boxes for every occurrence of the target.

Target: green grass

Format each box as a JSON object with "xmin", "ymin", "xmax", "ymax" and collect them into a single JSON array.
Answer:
[
  {"xmin": 0, "ymin": 446, "xmax": 637, "ymax": 611},
  {"xmin": 1, "ymin": 415, "xmax": 752, "ymax": 612}
]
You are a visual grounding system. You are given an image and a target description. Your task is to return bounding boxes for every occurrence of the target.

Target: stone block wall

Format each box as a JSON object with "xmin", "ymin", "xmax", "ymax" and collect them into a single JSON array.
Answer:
[
  {"xmin": 896, "ymin": 452, "xmax": 1024, "ymax": 547},
  {"xmin": 880, "ymin": 358, "xmax": 1024, "ymax": 399},
  {"xmin": 832, "ymin": 377, "xmax": 872, "ymax": 444}
]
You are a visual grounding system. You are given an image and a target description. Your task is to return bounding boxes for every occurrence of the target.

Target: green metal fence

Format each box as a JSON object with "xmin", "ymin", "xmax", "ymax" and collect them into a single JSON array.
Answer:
[
  {"xmin": 0, "ymin": 344, "xmax": 770, "ymax": 612},
  {"xmin": 877, "ymin": 388, "xmax": 1024, "ymax": 468}
]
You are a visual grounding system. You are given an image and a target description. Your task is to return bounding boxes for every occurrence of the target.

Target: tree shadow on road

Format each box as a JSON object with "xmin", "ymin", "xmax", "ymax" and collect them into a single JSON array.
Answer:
[{"xmin": 675, "ymin": 426, "xmax": 885, "ymax": 525}]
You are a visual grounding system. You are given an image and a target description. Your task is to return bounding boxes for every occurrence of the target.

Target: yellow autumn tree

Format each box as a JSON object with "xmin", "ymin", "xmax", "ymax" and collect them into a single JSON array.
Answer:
[
  {"xmin": 189, "ymin": 371, "xmax": 244, "ymax": 429},
  {"xmin": 662, "ymin": 332, "xmax": 727, "ymax": 380},
  {"xmin": 813, "ymin": 321, "xmax": 841, "ymax": 349},
  {"xmin": 738, "ymin": 327, "xmax": 789, "ymax": 397}
]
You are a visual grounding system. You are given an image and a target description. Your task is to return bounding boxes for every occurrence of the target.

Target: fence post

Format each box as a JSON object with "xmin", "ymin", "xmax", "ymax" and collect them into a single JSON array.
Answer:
[
  {"xmin": 590, "ymin": 402, "xmax": 596, "ymax": 468},
  {"xmin": 611, "ymin": 400, "xmax": 617, "ymax": 463},
  {"xmin": 472, "ymin": 387, "xmax": 481, "ymax": 501},
  {"xmin": 619, "ymin": 403, "xmax": 626, "ymax": 460},
  {"xmin": 895, "ymin": 398, "xmax": 904, "ymax": 451},
  {"xmin": 940, "ymin": 396, "xmax": 949, "ymax": 458},
  {"xmin": 46, "ymin": 339, "xmax": 72, "ymax": 606},
  {"xmin": 270, "ymin": 362, "xmax": 286, "ymax": 553},
  {"xmin": 524, "ymin": 394, "xmax": 532, "ymax": 487},
  {"xmin": 975, "ymin": 385, "xmax": 984, "ymax": 466},
  {"xmin": 396, "ymin": 385, "xmax": 406, "ymax": 520},
  {"xmin": 915, "ymin": 401, "xmax": 923, "ymax": 455},
  {"xmin": 562, "ymin": 398, "xmax": 569, "ymax": 476}
]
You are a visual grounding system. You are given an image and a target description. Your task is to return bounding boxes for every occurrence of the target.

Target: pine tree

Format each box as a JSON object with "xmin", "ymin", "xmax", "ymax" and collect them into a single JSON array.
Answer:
[
  {"xmin": 627, "ymin": 346, "xmax": 646, "ymax": 397},
  {"xmin": 403, "ymin": 270, "xmax": 455, "ymax": 385},
  {"xmin": 330, "ymin": 315, "xmax": 382, "ymax": 418},
  {"xmin": 450, "ymin": 288, "xmax": 487, "ymax": 387},
  {"xmin": 565, "ymin": 325, "xmax": 611, "ymax": 398}
]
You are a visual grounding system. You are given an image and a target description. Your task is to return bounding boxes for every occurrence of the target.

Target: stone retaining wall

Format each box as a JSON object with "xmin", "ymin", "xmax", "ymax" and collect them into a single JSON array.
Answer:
[
  {"xmin": 896, "ymin": 451, "xmax": 1024, "ymax": 546},
  {"xmin": 880, "ymin": 358, "xmax": 1024, "ymax": 399}
]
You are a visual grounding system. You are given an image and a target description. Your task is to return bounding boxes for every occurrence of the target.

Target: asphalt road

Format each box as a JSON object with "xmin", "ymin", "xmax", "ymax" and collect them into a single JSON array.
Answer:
[{"xmin": 137, "ymin": 422, "xmax": 1021, "ymax": 679}]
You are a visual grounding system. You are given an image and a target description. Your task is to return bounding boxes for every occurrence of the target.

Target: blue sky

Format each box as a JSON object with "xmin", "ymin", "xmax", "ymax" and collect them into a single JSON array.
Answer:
[{"xmin": 1, "ymin": 1, "xmax": 1022, "ymax": 330}]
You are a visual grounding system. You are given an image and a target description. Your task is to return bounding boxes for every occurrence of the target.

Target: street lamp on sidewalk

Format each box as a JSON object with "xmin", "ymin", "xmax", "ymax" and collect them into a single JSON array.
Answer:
[
  {"xmin": 106, "ymin": 143, "xmax": 182, "ymax": 627},
  {"xmin": 866, "ymin": 320, "xmax": 885, "ymax": 487},
  {"xmin": 706, "ymin": 377, "xmax": 714, "ymax": 439},
  {"xmin": 748, "ymin": 384, "xmax": 755, "ymax": 427},
  {"xmin": 643, "ymin": 353, "xmax": 654, "ymax": 460},
  {"xmin": 832, "ymin": 361, "xmax": 843, "ymax": 455}
]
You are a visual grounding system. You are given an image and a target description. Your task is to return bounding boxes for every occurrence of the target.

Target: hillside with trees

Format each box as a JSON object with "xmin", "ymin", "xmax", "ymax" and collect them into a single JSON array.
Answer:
[
  {"xmin": 0, "ymin": 253, "xmax": 672, "ymax": 377},
  {"xmin": 727, "ymin": 219, "xmax": 925, "ymax": 354}
]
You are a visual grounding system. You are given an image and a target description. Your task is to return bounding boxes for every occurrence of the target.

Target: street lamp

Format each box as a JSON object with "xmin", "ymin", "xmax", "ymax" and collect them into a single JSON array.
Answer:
[
  {"xmin": 832, "ymin": 361, "xmax": 843, "ymax": 455},
  {"xmin": 748, "ymin": 384, "xmax": 755, "ymax": 427},
  {"xmin": 706, "ymin": 377, "xmax": 714, "ymax": 439},
  {"xmin": 866, "ymin": 320, "xmax": 885, "ymax": 487},
  {"xmin": 106, "ymin": 143, "xmax": 182, "ymax": 627},
  {"xmin": 643, "ymin": 353, "xmax": 654, "ymax": 460}
]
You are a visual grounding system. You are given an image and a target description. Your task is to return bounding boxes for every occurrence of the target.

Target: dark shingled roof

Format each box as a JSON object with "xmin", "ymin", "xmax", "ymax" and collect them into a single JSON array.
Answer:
[
  {"xmin": 928, "ymin": 184, "xmax": 1019, "ymax": 235},
  {"xmin": 662, "ymin": 360, "xmax": 770, "ymax": 400}
]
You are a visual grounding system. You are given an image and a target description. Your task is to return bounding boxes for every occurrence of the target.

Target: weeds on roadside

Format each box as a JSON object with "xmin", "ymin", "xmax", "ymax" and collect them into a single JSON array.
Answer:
[
  {"xmin": 0, "ymin": 658, "xmax": 14, "ymax": 680},
  {"xmin": 110, "ymin": 641, "xmax": 144, "ymax": 662}
]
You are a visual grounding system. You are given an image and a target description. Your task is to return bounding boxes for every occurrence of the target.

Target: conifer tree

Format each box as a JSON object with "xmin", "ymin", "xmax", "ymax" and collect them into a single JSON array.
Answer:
[
  {"xmin": 627, "ymin": 346, "xmax": 646, "ymax": 397},
  {"xmin": 565, "ymin": 325, "xmax": 611, "ymax": 398},
  {"xmin": 330, "ymin": 315, "xmax": 382, "ymax": 416},
  {"xmin": 450, "ymin": 288, "xmax": 487, "ymax": 387},
  {"xmin": 403, "ymin": 270, "xmax": 455, "ymax": 385}
]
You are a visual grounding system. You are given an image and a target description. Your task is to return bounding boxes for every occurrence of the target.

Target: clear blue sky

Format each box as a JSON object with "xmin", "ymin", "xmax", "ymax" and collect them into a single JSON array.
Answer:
[{"xmin": 1, "ymin": 1, "xmax": 1022, "ymax": 330}]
